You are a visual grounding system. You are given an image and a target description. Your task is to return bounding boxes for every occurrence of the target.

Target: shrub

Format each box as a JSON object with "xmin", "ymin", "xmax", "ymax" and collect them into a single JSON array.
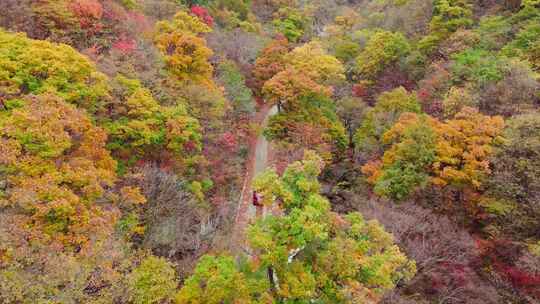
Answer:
[
  {"xmin": 475, "ymin": 16, "xmax": 512, "ymax": 51},
  {"xmin": 502, "ymin": 20, "xmax": 540, "ymax": 70},
  {"xmin": 477, "ymin": 59, "xmax": 539, "ymax": 116},
  {"xmin": 216, "ymin": 60, "xmax": 254, "ymax": 113},
  {"xmin": 450, "ymin": 49, "xmax": 505, "ymax": 85},
  {"xmin": 486, "ymin": 112, "xmax": 540, "ymax": 239}
]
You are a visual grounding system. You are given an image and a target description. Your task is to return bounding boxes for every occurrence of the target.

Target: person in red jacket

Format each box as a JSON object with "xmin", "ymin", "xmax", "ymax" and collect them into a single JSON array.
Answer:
[
  {"xmin": 252, "ymin": 191, "xmax": 262, "ymax": 206},
  {"xmin": 252, "ymin": 191, "xmax": 263, "ymax": 216}
]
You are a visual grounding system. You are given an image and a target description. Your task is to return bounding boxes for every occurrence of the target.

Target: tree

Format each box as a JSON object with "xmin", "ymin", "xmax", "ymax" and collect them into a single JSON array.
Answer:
[
  {"xmin": 285, "ymin": 41, "xmax": 345, "ymax": 86},
  {"xmin": 127, "ymin": 256, "xmax": 178, "ymax": 304},
  {"xmin": 336, "ymin": 96, "xmax": 368, "ymax": 147},
  {"xmin": 248, "ymin": 151, "xmax": 416, "ymax": 302},
  {"xmin": 363, "ymin": 113, "xmax": 438, "ymax": 200},
  {"xmin": 476, "ymin": 58, "xmax": 539, "ymax": 116},
  {"xmin": 441, "ymin": 86, "xmax": 475, "ymax": 119},
  {"xmin": 0, "ymin": 94, "xmax": 117, "ymax": 245},
  {"xmin": 450, "ymin": 49, "xmax": 505, "ymax": 85},
  {"xmin": 262, "ymin": 67, "xmax": 331, "ymax": 111},
  {"xmin": 431, "ymin": 107, "xmax": 505, "ymax": 189},
  {"xmin": 178, "ymin": 152, "xmax": 416, "ymax": 303},
  {"xmin": 418, "ymin": 0, "xmax": 473, "ymax": 54},
  {"xmin": 154, "ymin": 11, "xmax": 214, "ymax": 82},
  {"xmin": 0, "ymin": 30, "xmax": 109, "ymax": 112},
  {"xmin": 136, "ymin": 165, "xmax": 210, "ymax": 276},
  {"xmin": 0, "ymin": 94, "xmax": 143, "ymax": 303},
  {"xmin": 176, "ymin": 255, "xmax": 270, "ymax": 303},
  {"xmin": 264, "ymin": 94, "xmax": 347, "ymax": 160},
  {"xmin": 252, "ymin": 35, "xmax": 290, "ymax": 91},
  {"xmin": 105, "ymin": 76, "xmax": 202, "ymax": 163},
  {"xmin": 362, "ymin": 107, "xmax": 505, "ymax": 200},
  {"xmin": 190, "ymin": 5, "xmax": 214, "ymax": 27},
  {"xmin": 31, "ymin": 0, "xmax": 81, "ymax": 43},
  {"xmin": 354, "ymin": 87, "xmax": 422, "ymax": 158},
  {"xmin": 216, "ymin": 60, "xmax": 254, "ymax": 113},
  {"xmin": 489, "ymin": 112, "xmax": 540, "ymax": 206},
  {"xmin": 484, "ymin": 112, "xmax": 540, "ymax": 239},
  {"xmin": 502, "ymin": 20, "xmax": 540, "ymax": 71},
  {"xmin": 355, "ymin": 31, "xmax": 411, "ymax": 79}
]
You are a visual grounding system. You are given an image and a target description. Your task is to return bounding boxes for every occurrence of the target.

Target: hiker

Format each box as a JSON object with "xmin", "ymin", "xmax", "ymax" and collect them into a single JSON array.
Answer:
[
  {"xmin": 252, "ymin": 191, "xmax": 262, "ymax": 207},
  {"xmin": 253, "ymin": 191, "xmax": 263, "ymax": 217}
]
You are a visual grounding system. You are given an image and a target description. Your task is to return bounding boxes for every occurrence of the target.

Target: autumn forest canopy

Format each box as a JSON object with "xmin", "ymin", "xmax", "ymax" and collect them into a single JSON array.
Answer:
[{"xmin": 0, "ymin": 0, "xmax": 539, "ymax": 303}]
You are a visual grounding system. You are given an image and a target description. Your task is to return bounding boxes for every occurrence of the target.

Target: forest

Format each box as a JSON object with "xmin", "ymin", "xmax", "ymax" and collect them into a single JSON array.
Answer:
[{"xmin": 0, "ymin": 0, "xmax": 539, "ymax": 303}]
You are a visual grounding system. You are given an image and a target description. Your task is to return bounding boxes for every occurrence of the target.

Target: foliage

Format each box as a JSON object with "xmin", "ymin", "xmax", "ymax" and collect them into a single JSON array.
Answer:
[
  {"xmin": 432, "ymin": 107, "xmax": 505, "ymax": 189},
  {"xmin": 450, "ymin": 49, "xmax": 505, "ymax": 85},
  {"xmin": 262, "ymin": 67, "xmax": 332, "ymax": 110},
  {"xmin": 5, "ymin": 0, "xmax": 540, "ymax": 301},
  {"xmin": 127, "ymin": 256, "xmax": 178, "ymax": 304},
  {"xmin": 355, "ymin": 30, "xmax": 411, "ymax": 78},
  {"xmin": 336, "ymin": 97, "xmax": 368, "ymax": 146},
  {"xmin": 176, "ymin": 254, "xmax": 269, "ymax": 303},
  {"xmin": 475, "ymin": 16, "xmax": 512, "ymax": 51},
  {"xmin": 0, "ymin": 94, "xmax": 117, "ymax": 244},
  {"xmin": 265, "ymin": 94, "xmax": 347, "ymax": 159},
  {"xmin": 272, "ymin": 7, "xmax": 307, "ymax": 42},
  {"xmin": 31, "ymin": 0, "xmax": 82, "ymax": 43},
  {"xmin": 489, "ymin": 112, "xmax": 540, "ymax": 205},
  {"xmin": 502, "ymin": 20, "xmax": 540, "ymax": 71},
  {"xmin": 259, "ymin": 40, "xmax": 346, "ymax": 160},
  {"xmin": 252, "ymin": 35, "xmax": 290, "ymax": 90},
  {"xmin": 155, "ymin": 11, "xmax": 214, "ymax": 82},
  {"xmin": 418, "ymin": 0, "xmax": 473, "ymax": 54},
  {"xmin": 247, "ymin": 151, "xmax": 416, "ymax": 302},
  {"xmin": 180, "ymin": 152, "xmax": 416, "ymax": 303},
  {"xmin": 210, "ymin": 0, "xmax": 251, "ymax": 21},
  {"xmin": 485, "ymin": 113, "xmax": 540, "ymax": 239},
  {"xmin": 0, "ymin": 30, "xmax": 109, "ymax": 112},
  {"xmin": 105, "ymin": 75, "xmax": 202, "ymax": 162},
  {"xmin": 354, "ymin": 87, "xmax": 422, "ymax": 157},
  {"xmin": 332, "ymin": 38, "xmax": 362, "ymax": 63},
  {"xmin": 285, "ymin": 40, "xmax": 345, "ymax": 85},
  {"xmin": 216, "ymin": 60, "xmax": 254, "ymax": 113},
  {"xmin": 191, "ymin": 5, "xmax": 214, "ymax": 27},
  {"xmin": 0, "ymin": 212, "xmax": 134, "ymax": 303},
  {"xmin": 476, "ymin": 58, "xmax": 539, "ymax": 116},
  {"xmin": 136, "ymin": 165, "xmax": 209, "ymax": 273},
  {"xmin": 363, "ymin": 108, "xmax": 505, "ymax": 200},
  {"xmin": 368, "ymin": 113, "xmax": 438, "ymax": 200},
  {"xmin": 441, "ymin": 86, "xmax": 475, "ymax": 118}
]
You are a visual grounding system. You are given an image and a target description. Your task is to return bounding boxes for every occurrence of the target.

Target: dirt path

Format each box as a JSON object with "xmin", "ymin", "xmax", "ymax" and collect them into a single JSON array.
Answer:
[{"xmin": 231, "ymin": 105, "xmax": 278, "ymax": 253}]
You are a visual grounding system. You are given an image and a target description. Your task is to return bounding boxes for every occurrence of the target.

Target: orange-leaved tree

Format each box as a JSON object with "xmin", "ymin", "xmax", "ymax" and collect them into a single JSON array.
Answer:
[{"xmin": 363, "ymin": 107, "xmax": 504, "ymax": 200}]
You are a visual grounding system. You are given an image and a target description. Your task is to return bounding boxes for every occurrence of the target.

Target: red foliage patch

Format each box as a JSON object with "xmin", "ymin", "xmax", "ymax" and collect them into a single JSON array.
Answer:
[
  {"xmin": 501, "ymin": 264, "xmax": 540, "ymax": 289},
  {"xmin": 477, "ymin": 239, "xmax": 540, "ymax": 298},
  {"xmin": 190, "ymin": 5, "xmax": 213, "ymax": 27},
  {"xmin": 112, "ymin": 38, "xmax": 136, "ymax": 55},
  {"xmin": 352, "ymin": 83, "xmax": 368, "ymax": 98}
]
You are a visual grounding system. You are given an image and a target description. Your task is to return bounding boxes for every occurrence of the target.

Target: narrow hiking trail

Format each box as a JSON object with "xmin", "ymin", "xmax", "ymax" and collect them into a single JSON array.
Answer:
[{"xmin": 231, "ymin": 105, "xmax": 278, "ymax": 252}]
